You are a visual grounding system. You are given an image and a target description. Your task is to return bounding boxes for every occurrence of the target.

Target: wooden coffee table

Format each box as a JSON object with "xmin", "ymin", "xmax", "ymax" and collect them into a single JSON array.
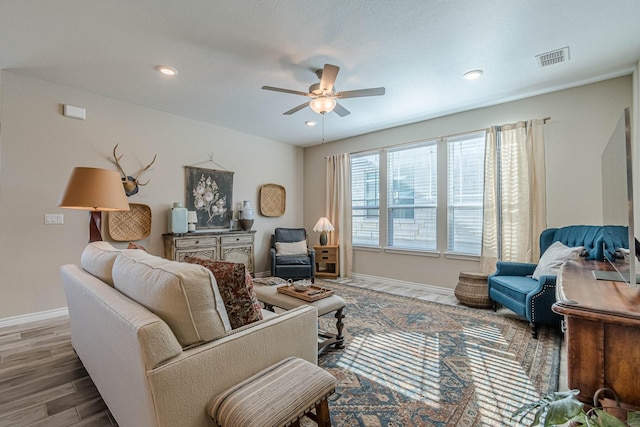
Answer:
[{"xmin": 253, "ymin": 282, "xmax": 345, "ymax": 353}]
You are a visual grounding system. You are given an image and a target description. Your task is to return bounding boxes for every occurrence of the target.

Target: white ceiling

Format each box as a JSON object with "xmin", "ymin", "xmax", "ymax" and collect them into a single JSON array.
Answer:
[{"xmin": 1, "ymin": 1, "xmax": 640, "ymax": 147}]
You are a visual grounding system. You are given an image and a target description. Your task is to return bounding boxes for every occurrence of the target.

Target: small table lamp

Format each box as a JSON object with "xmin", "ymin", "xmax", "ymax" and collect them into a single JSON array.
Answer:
[
  {"xmin": 58, "ymin": 167, "xmax": 130, "ymax": 242},
  {"xmin": 313, "ymin": 217, "xmax": 335, "ymax": 246},
  {"xmin": 187, "ymin": 211, "xmax": 198, "ymax": 232}
]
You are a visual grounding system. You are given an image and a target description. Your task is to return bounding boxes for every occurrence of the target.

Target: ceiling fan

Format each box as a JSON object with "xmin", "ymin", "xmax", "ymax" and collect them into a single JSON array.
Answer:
[{"xmin": 261, "ymin": 64, "xmax": 385, "ymax": 117}]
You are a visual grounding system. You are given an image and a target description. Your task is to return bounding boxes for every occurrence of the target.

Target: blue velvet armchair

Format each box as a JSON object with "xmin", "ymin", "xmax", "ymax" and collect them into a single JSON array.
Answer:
[{"xmin": 488, "ymin": 225, "xmax": 609, "ymax": 338}]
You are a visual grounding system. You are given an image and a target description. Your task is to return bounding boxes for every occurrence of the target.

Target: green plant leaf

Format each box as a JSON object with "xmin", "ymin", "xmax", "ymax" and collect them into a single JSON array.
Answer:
[
  {"xmin": 543, "ymin": 393, "xmax": 584, "ymax": 426},
  {"xmin": 628, "ymin": 411, "xmax": 640, "ymax": 427},
  {"xmin": 587, "ymin": 408, "xmax": 627, "ymax": 427},
  {"xmin": 512, "ymin": 390, "xmax": 583, "ymax": 426}
]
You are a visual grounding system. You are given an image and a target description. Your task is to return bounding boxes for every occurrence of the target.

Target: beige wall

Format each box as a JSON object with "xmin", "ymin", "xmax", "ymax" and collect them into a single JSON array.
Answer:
[
  {"xmin": 0, "ymin": 71, "xmax": 303, "ymax": 319},
  {"xmin": 304, "ymin": 76, "xmax": 633, "ymax": 289}
]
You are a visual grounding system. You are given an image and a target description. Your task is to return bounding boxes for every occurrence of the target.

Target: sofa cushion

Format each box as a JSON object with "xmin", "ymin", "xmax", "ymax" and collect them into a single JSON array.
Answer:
[
  {"xmin": 81, "ymin": 241, "xmax": 128, "ymax": 287},
  {"xmin": 532, "ymin": 241, "xmax": 584, "ymax": 280},
  {"xmin": 113, "ymin": 250, "xmax": 231, "ymax": 347},
  {"xmin": 275, "ymin": 255, "xmax": 312, "ymax": 265},
  {"xmin": 488, "ymin": 275, "xmax": 535, "ymax": 305},
  {"xmin": 185, "ymin": 258, "xmax": 263, "ymax": 329}
]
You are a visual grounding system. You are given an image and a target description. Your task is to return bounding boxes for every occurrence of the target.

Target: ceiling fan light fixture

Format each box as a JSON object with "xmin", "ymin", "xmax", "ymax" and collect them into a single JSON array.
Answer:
[
  {"xmin": 309, "ymin": 97, "xmax": 336, "ymax": 114},
  {"xmin": 156, "ymin": 65, "xmax": 178, "ymax": 76},
  {"xmin": 463, "ymin": 69, "xmax": 483, "ymax": 80}
]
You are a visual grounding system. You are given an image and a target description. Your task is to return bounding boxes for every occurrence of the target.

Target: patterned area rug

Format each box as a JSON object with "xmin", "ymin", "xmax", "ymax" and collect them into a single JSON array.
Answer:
[{"xmin": 311, "ymin": 281, "xmax": 561, "ymax": 427}]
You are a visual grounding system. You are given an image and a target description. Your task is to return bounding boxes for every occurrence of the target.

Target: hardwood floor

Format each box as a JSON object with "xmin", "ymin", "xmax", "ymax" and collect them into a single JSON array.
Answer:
[{"xmin": 0, "ymin": 317, "xmax": 116, "ymax": 427}]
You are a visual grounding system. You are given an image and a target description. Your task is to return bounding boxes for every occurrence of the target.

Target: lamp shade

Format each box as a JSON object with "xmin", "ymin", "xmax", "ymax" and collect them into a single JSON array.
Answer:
[
  {"xmin": 58, "ymin": 167, "xmax": 130, "ymax": 211},
  {"xmin": 313, "ymin": 217, "xmax": 335, "ymax": 232},
  {"xmin": 187, "ymin": 211, "xmax": 198, "ymax": 223},
  {"xmin": 309, "ymin": 97, "xmax": 336, "ymax": 114},
  {"xmin": 313, "ymin": 217, "xmax": 334, "ymax": 246}
]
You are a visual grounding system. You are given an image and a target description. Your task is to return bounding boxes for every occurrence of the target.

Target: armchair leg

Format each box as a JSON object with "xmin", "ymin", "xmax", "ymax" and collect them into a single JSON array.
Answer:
[
  {"xmin": 492, "ymin": 301, "xmax": 497, "ymax": 312},
  {"xmin": 529, "ymin": 322, "xmax": 539, "ymax": 339}
]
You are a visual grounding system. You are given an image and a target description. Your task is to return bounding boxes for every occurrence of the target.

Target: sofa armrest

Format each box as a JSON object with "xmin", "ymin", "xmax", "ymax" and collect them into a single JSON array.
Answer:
[
  {"xmin": 146, "ymin": 305, "xmax": 319, "ymax": 427},
  {"xmin": 526, "ymin": 275, "xmax": 561, "ymax": 325},
  {"xmin": 308, "ymin": 247, "xmax": 316, "ymax": 275},
  {"xmin": 270, "ymin": 248, "xmax": 277, "ymax": 276},
  {"xmin": 492, "ymin": 261, "xmax": 537, "ymax": 277}
]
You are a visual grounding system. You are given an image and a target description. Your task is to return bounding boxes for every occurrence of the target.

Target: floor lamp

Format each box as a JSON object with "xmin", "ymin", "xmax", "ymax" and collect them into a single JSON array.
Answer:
[{"xmin": 58, "ymin": 167, "xmax": 130, "ymax": 242}]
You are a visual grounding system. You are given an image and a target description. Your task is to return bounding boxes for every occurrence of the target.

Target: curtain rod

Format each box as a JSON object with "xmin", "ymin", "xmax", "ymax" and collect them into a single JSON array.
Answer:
[{"xmin": 327, "ymin": 116, "xmax": 552, "ymax": 158}]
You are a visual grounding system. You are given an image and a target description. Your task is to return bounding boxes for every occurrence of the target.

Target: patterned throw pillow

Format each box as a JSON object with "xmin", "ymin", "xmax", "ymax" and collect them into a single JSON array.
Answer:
[{"xmin": 185, "ymin": 257, "xmax": 263, "ymax": 329}]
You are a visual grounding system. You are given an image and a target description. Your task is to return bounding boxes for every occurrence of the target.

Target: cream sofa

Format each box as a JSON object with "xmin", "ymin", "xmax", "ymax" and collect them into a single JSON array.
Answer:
[{"xmin": 60, "ymin": 242, "xmax": 318, "ymax": 427}]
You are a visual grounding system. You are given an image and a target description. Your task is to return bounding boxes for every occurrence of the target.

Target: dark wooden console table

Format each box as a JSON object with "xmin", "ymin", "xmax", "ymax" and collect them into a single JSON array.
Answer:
[{"xmin": 553, "ymin": 260, "xmax": 640, "ymax": 406}]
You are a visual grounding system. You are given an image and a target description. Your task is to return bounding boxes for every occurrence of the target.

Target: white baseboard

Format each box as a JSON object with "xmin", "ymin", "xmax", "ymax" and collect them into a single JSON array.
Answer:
[
  {"xmin": 0, "ymin": 307, "xmax": 69, "ymax": 329},
  {"xmin": 349, "ymin": 272, "xmax": 455, "ymax": 296}
]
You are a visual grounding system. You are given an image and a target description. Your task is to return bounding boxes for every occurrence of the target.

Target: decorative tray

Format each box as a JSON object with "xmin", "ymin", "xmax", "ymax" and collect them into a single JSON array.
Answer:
[
  {"xmin": 260, "ymin": 184, "xmax": 286, "ymax": 217},
  {"xmin": 277, "ymin": 284, "xmax": 334, "ymax": 302},
  {"xmin": 107, "ymin": 203, "xmax": 151, "ymax": 241}
]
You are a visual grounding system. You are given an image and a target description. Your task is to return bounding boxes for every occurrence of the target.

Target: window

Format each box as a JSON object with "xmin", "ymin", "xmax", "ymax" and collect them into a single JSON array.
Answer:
[
  {"xmin": 447, "ymin": 132, "xmax": 486, "ymax": 255},
  {"xmin": 351, "ymin": 153, "xmax": 380, "ymax": 246},
  {"xmin": 350, "ymin": 130, "xmax": 486, "ymax": 255},
  {"xmin": 387, "ymin": 143, "xmax": 437, "ymax": 250}
]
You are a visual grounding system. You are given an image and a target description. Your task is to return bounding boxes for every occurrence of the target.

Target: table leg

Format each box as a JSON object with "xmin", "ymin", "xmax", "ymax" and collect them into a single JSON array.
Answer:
[{"xmin": 334, "ymin": 308, "xmax": 345, "ymax": 349}]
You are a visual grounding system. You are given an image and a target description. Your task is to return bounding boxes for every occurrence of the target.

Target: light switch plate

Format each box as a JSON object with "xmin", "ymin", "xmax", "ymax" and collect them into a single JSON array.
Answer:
[{"xmin": 44, "ymin": 214, "xmax": 64, "ymax": 224}]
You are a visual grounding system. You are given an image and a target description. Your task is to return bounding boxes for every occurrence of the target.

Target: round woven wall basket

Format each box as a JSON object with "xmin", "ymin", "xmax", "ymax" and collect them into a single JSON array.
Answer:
[{"xmin": 454, "ymin": 271, "xmax": 491, "ymax": 308}]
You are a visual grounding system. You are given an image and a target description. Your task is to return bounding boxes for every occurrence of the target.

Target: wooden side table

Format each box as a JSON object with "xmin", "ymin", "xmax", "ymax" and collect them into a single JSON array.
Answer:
[{"xmin": 314, "ymin": 245, "xmax": 339, "ymax": 279}]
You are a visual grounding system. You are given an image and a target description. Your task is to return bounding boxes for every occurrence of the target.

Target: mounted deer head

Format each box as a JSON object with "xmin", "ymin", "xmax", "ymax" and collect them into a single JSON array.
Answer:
[{"xmin": 112, "ymin": 144, "xmax": 157, "ymax": 196}]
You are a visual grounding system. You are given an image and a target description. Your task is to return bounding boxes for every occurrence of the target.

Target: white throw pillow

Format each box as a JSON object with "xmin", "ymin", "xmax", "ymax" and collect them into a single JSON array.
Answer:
[
  {"xmin": 275, "ymin": 240, "xmax": 308, "ymax": 256},
  {"xmin": 532, "ymin": 241, "xmax": 585, "ymax": 280}
]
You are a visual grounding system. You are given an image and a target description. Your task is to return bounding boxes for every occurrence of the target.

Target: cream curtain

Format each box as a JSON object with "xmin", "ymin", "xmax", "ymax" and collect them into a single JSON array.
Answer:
[
  {"xmin": 325, "ymin": 154, "xmax": 352, "ymax": 277},
  {"xmin": 480, "ymin": 119, "xmax": 547, "ymax": 274}
]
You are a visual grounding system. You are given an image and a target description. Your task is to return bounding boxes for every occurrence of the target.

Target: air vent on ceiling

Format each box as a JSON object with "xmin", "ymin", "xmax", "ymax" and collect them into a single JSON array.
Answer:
[{"xmin": 536, "ymin": 47, "xmax": 570, "ymax": 68}]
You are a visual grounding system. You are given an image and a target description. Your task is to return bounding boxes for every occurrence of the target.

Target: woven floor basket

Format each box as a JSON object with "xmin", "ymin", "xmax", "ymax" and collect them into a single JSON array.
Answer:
[{"xmin": 454, "ymin": 271, "xmax": 491, "ymax": 308}]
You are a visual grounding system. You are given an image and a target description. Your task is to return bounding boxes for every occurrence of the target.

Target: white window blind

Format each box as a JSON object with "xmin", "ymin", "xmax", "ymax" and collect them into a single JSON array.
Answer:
[
  {"xmin": 447, "ymin": 132, "xmax": 486, "ymax": 255},
  {"xmin": 351, "ymin": 153, "xmax": 380, "ymax": 246},
  {"xmin": 387, "ymin": 142, "xmax": 437, "ymax": 250}
]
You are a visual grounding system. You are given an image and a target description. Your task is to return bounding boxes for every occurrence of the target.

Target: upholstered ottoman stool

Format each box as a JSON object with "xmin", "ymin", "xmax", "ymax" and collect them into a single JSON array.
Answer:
[{"xmin": 208, "ymin": 357, "xmax": 337, "ymax": 427}]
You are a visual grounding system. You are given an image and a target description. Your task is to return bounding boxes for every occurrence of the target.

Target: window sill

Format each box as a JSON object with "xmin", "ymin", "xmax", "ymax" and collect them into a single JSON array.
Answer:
[
  {"xmin": 383, "ymin": 247, "xmax": 440, "ymax": 257},
  {"xmin": 352, "ymin": 245, "xmax": 382, "ymax": 253},
  {"xmin": 444, "ymin": 252, "xmax": 481, "ymax": 261}
]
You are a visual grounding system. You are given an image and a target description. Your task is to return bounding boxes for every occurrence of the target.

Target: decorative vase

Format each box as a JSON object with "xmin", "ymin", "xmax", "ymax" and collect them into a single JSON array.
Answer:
[
  {"xmin": 238, "ymin": 201, "xmax": 254, "ymax": 231},
  {"xmin": 168, "ymin": 202, "xmax": 188, "ymax": 234}
]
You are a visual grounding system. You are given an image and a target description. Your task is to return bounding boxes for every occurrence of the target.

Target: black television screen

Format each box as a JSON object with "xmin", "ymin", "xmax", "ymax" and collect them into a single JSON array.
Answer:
[{"xmin": 601, "ymin": 107, "xmax": 636, "ymax": 284}]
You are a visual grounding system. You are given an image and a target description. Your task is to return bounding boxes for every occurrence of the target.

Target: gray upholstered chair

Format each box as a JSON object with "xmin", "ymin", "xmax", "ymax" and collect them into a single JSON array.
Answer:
[{"xmin": 270, "ymin": 228, "xmax": 315, "ymax": 280}]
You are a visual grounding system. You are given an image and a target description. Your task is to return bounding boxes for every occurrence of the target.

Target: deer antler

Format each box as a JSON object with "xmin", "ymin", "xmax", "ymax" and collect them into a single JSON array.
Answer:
[
  {"xmin": 112, "ymin": 144, "xmax": 127, "ymax": 180},
  {"xmin": 134, "ymin": 154, "xmax": 157, "ymax": 186},
  {"xmin": 111, "ymin": 144, "xmax": 157, "ymax": 195}
]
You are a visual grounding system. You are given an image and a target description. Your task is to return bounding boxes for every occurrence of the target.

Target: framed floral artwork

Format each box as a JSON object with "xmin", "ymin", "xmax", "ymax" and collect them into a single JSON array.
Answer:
[{"xmin": 185, "ymin": 166, "xmax": 233, "ymax": 229}]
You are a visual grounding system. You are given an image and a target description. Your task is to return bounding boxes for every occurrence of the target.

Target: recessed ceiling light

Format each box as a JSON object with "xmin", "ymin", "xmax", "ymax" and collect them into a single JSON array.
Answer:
[
  {"xmin": 305, "ymin": 121, "xmax": 317, "ymax": 127},
  {"xmin": 156, "ymin": 65, "xmax": 178, "ymax": 76},
  {"xmin": 463, "ymin": 69, "xmax": 483, "ymax": 80}
]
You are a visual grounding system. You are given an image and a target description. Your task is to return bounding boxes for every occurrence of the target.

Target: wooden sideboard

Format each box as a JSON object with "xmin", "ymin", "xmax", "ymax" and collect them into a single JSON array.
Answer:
[
  {"xmin": 553, "ymin": 260, "xmax": 640, "ymax": 406},
  {"xmin": 163, "ymin": 230, "xmax": 256, "ymax": 275}
]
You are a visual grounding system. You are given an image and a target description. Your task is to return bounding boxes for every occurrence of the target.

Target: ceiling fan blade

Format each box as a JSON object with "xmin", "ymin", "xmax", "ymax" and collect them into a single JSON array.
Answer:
[
  {"xmin": 333, "ymin": 102, "xmax": 351, "ymax": 117},
  {"xmin": 319, "ymin": 64, "xmax": 339, "ymax": 92},
  {"xmin": 336, "ymin": 87, "xmax": 386, "ymax": 99},
  {"xmin": 262, "ymin": 86, "xmax": 311, "ymax": 97},
  {"xmin": 283, "ymin": 102, "xmax": 310, "ymax": 115}
]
